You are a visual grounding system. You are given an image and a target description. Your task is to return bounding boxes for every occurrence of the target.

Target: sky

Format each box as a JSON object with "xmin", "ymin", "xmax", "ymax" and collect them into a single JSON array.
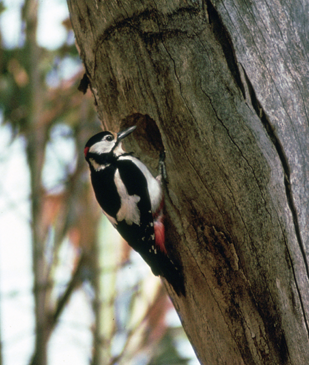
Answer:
[
  {"xmin": 1, "ymin": 0, "xmax": 69, "ymax": 50},
  {"xmin": 0, "ymin": 125, "xmax": 34, "ymax": 363}
]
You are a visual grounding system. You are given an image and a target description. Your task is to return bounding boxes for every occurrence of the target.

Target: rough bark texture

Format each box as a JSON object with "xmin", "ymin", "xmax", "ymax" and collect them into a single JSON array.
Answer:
[{"xmin": 67, "ymin": 0, "xmax": 309, "ymax": 364}]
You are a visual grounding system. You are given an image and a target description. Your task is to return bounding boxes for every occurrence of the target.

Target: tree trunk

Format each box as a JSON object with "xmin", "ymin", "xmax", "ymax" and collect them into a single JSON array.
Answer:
[
  {"xmin": 24, "ymin": 0, "xmax": 50, "ymax": 363},
  {"xmin": 67, "ymin": 0, "xmax": 309, "ymax": 364}
]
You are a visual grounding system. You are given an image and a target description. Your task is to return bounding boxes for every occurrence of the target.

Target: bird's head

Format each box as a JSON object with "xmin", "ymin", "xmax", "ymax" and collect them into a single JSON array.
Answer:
[{"xmin": 84, "ymin": 125, "xmax": 136, "ymax": 168}]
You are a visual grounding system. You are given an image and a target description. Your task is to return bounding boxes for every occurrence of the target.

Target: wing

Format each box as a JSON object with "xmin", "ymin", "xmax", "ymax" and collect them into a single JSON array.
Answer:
[
  {"xmin": 115, "ymin": 159, "xmax": 164, "ymax": 274},
  {"xmin": 91, "ymin": 165, "xmax": 121, "ymax": 218}
]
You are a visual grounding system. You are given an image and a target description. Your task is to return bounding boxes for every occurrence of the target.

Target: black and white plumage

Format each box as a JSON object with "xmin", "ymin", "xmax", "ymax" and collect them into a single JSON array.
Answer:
[{"xmin": 84, "ymin": 125, "xmax": 184, "ymax": 295}]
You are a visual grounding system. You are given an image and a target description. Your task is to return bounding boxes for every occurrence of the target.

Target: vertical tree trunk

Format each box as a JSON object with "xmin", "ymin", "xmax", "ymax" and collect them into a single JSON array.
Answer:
[
  {"xmin": 24, "ymin": 0, "xmax": 50, "ymax": 363},
  {"xmin": 67, "ymin": 1, "xmax": 309, "ymax": 364}
]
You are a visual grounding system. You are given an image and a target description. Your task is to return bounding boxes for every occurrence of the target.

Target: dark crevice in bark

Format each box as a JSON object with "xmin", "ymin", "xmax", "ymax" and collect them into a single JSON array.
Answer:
[
  {"xmin": 205, "ymin": 0, "xmax": 246, "ymax": 99},
  {"xmin": 241, "ymin": 67, "xmax": 309, "ymax": 337},
  {"xmin": 200, "ymin": 85, "xmax": 292, "ymax": 363},
  {"xmin": 95, "ymin": 6, "xmax": 200, "ymax": 48}
]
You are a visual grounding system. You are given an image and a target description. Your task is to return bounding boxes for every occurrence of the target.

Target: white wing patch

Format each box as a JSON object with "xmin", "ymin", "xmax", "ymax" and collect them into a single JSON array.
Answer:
[
  {"xmin": 114, "ymin": 169, "xmax": 141, "ymax": 225},
  {"xmin": 118, "ymin": 155, "xmax": 162, "ymax": 213}
]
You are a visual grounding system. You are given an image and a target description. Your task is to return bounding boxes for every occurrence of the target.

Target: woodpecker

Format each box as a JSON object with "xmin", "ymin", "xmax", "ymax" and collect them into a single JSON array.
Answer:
[{"xmin": 84, "ymin": 125, "xmax": 184, "ymax": 295}]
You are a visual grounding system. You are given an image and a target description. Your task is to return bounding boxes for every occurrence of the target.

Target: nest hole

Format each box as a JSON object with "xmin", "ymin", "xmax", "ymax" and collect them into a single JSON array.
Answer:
[{"xmin": 120, "ymin": 113, "xmax": 164, "ymax": 160}]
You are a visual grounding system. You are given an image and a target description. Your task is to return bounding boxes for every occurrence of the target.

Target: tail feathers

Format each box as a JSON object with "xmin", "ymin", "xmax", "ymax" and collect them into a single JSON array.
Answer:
[
  {"xmin": 141, "ymin": 251, "xmax": 185, "ymax": 296},
  {"xmin": 160, "ymin": 254, "xmax": 186, "ymax": 296}
]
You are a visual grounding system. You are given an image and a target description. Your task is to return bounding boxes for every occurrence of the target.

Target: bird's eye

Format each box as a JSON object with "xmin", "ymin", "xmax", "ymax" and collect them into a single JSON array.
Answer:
[{"xmin": 106, "ymin": 135, "xmax": 113, "ymax": 141}]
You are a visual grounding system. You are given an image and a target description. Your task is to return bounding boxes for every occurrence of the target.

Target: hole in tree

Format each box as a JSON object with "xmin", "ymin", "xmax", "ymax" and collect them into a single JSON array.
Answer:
[{"xmin": 120, "ymin": 113, "xmax": 164, "ymax": 160}]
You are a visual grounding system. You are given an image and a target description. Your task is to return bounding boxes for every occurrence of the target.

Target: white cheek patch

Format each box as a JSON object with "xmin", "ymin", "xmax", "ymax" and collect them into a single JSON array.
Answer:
[
  {"xmin": 114, "ymin": 169, "xmax": 141, "ymax": 225},
  {"xmin": 90, "ymin": 140, "xmax": 116, "ymax": 155}
]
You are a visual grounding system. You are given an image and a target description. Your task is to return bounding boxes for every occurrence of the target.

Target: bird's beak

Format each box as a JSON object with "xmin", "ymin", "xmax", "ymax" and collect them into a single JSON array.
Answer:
[{"xmin": 117, "ymin": 125, "xmax": 137, "ymax": 141}]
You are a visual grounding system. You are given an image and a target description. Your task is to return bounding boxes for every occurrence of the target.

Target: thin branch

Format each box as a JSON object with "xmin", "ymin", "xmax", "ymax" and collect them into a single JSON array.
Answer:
[{"xmin": 49, "ymin": 253, "xmax": 87, "ymax": 331}]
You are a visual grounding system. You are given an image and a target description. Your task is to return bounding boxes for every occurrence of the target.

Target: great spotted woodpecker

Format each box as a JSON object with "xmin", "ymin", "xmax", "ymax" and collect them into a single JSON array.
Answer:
[{"xmin": 84, "ymin": 125, "xmax": 184, "ymax": 295}]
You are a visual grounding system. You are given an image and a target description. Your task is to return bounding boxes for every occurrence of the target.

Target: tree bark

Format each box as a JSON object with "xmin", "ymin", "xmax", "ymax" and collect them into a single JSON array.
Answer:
[{"xmin": 67, "ymin": 0, "xmax": 309, "ymax": 364}]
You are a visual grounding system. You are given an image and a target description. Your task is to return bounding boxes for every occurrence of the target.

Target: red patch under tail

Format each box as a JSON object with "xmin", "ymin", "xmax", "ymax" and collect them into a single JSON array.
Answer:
[{"xmin": 154, "ymin": 213, "xmax": 166, "ymax": 254}]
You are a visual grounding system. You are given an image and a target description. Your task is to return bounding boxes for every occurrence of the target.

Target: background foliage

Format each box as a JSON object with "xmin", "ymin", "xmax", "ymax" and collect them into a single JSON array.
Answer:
[{"xmin": 0, "ymin": 0, "xmax": 197, "ymax": 364}]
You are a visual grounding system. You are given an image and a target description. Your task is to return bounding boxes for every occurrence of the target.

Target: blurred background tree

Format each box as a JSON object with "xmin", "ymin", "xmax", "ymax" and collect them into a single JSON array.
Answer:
[{"xmin": 0, "ymin": 0, "xmax": 197, "ymax": 364}]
